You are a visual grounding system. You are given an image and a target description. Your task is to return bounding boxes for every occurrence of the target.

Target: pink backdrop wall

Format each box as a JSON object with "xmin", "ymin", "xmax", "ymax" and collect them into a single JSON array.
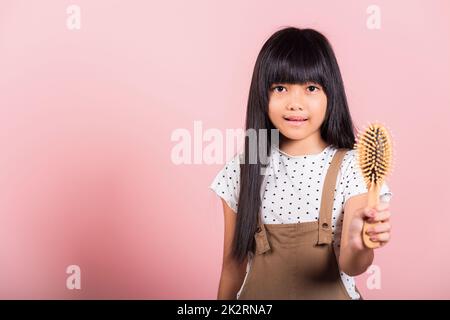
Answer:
[{"xmin": 0, "ymin": 0, "xmax": 449, "ymax": 299}]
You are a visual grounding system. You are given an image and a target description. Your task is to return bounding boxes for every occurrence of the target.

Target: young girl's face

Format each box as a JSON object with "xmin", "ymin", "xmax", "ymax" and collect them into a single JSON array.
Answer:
[{"xmin": 268, "ymin": 82, "xmax": 327, "ymax": 142}]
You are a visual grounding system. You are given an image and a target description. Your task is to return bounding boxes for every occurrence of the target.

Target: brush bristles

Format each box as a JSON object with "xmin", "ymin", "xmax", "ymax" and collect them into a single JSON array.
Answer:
[{"xmin": 355, "ymin": 123, "xmax": 393, "ymax": 187}]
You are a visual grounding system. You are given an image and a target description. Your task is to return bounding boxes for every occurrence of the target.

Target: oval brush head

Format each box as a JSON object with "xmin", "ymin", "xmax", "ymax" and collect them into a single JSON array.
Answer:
[{"xmin": 355, "ymin": 122, "xmax": 393, "ymax": 249}]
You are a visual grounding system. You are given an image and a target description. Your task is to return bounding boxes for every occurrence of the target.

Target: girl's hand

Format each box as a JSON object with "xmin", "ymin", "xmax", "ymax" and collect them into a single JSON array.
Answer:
[{"xmin": 347, "ymin": 202, "xmax": 392, "ymax": 251}]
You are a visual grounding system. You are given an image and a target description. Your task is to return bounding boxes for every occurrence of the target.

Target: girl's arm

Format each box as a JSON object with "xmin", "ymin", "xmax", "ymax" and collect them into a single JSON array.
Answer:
[
  {"xmin": 217, "ymin": 199, "xmax": 248, "ymax": 300},
  {"xmin": 339, "ymin": 193, "xmax": 391, "ymax": 276}
]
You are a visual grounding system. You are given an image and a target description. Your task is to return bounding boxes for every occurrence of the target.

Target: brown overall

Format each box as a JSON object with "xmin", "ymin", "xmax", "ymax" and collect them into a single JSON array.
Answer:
[{"xmin": 238, "ymin": 149, "xmax": 362, "ymax": 300}]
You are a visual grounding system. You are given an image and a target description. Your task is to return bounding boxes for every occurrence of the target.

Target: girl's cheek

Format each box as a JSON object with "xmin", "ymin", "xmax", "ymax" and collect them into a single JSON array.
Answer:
[{"xmin": 268, "ymin": 102, "xmax": 285, "ymax": 118}]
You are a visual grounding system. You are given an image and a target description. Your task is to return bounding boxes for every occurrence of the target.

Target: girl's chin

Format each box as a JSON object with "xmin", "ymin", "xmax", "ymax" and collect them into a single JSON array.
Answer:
[
  {"xmin": 279, "ymin": 125, "xmax": 309, "ymax": 136},
  {"xmin": 279, "ymin": 131, "xmax": 308, "ymax": 141}
]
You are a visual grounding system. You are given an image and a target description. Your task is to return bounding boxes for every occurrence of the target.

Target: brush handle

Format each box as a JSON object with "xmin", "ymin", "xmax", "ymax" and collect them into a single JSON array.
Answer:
[{"xmin": 362, "ymin": 182, "xmax": 382, "ymax": 249}]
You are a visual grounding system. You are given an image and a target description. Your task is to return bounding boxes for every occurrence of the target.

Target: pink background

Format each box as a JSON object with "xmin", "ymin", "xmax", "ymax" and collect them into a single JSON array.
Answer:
[{"xmin": 0, "ymin": 0, "xmax": 449, "ymax": 299}]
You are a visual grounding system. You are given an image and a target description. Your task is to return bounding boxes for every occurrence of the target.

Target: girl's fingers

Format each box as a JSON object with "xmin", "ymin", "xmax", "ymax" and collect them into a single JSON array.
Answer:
[
  {"xmin": 361, "ymin": 207, "xmax": 376, "ymax": 219},
  {"xmin": 369, "ymin": 232, "xmax": 390, "ymax": 243},
  {"xmin": 375, "ymin": 202, "xmax": 389, "ymax": 211},
  {"xmin": 370, "ymin": 210, "xmax": 391, "ymax": 223},
  {"xmin": 363, "ymin": 201, "xmax": 392, "ymax": 246},
  {"xmin": 366, "ymin": 222, "xmax": 391, "ymax": 235},
  {"xmin": 361, "ymin": 206, "xmax": 391, "ymax": 222}
]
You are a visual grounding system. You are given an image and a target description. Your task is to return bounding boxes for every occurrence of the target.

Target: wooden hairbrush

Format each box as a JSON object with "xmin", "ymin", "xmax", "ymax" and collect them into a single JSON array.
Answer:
[{"xmin": 355, "ymin": 123, "xmax": 393, "ymax": 249}]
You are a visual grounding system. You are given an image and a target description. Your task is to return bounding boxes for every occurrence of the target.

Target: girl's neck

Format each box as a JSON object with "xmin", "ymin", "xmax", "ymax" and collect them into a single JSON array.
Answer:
[{"xmin": 279, "ymin": 135, "xmax": 329, "ymax": 157}]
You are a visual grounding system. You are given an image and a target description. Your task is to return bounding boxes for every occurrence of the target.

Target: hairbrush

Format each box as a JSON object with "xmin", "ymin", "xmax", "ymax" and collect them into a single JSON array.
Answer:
[{"xmin": 355, "ymin": 123, "xmax": 393, "ymax": 249}]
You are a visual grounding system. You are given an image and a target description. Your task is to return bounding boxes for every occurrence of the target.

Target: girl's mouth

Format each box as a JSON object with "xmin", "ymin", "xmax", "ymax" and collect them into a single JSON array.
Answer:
[{"xmin": 283, "ymin": 115, "xmax": 308, "ymax": 126}]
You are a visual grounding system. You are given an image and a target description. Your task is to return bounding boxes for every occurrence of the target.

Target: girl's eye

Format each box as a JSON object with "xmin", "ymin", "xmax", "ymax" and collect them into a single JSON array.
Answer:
[
  {"xmin": 306, "ymin": 85, "xmax": 320, "ymax": 92},
  {"xmin": 272, "ymin": 86, "xmax": 286, "ymax": 93}
]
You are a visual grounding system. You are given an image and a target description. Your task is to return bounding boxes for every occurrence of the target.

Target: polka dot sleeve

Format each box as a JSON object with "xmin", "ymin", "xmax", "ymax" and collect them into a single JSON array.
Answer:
[
  {"xmin": 341, "ymin": 150, "xmax": 392, "ymax": 206},
  {"xmin": 209, "ymin": 154, "xmax": 241, "ymax": 213}
]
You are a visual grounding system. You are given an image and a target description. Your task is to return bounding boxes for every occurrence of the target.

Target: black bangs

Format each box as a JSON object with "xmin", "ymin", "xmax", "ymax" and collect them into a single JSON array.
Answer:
[
  {"xmin": 265, "ymin": 46, "xmax": 326, "ymax": 89},
  {"xmin": 261, "ymin": 28, "xmax": 332, "ymax": 92}
]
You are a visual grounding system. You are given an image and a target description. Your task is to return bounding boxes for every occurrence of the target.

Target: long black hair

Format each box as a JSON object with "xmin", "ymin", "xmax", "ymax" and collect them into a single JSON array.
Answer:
[{"xmin": 233, "ymin": 27, "xmax": 357, "ymax": 263}]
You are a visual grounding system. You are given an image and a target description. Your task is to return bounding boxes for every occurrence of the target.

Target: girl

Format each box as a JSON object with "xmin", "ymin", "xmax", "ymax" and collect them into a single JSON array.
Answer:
[{"xmin": 210, "ymin": 27, "xmax": 392, "ymax": 300}]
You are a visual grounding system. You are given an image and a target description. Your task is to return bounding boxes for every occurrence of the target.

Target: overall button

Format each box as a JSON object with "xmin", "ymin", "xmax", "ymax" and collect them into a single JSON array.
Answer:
[
  {"xmin": 321, "ymin": 222, "xmax": 329, "ymax": 229},
  {"xmin": 256, "ymin": 226, "xmax": 262, "ymax": 233}
]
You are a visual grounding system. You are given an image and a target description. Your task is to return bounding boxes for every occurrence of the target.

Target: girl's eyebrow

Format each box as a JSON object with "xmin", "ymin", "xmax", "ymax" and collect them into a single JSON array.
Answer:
[{"xmin": 304, "ymin": 81, "xmax": 321, "ymax": 86}]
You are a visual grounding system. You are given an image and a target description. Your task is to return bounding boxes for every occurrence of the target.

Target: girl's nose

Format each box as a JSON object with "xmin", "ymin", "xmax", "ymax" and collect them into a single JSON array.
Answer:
[
  {"xmin": 287, "ymin": 104, "xmax": 304, "ymax": 111},
  {"xmin": 287, "ymin": 88, "xmax": 306, "ymax": 111}
]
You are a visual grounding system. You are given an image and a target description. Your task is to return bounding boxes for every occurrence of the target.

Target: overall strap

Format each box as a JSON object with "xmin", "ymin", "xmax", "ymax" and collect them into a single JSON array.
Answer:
[{"xmin": 317, "ymin": 149, "xmax": 348, "ymax": 245}]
